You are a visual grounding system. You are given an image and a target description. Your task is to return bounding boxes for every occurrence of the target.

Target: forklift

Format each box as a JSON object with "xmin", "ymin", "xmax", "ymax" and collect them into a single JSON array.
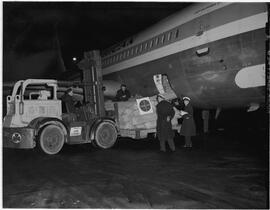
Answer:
[{"xmin": 3, "ymin": 50, "xmax": 118, "ymax": 155}]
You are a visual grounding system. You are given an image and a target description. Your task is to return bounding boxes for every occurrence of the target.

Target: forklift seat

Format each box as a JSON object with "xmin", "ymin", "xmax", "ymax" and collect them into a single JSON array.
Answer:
[{"xmin": 62, "ymin": 113, "xmax": 77, "ymax": 124}]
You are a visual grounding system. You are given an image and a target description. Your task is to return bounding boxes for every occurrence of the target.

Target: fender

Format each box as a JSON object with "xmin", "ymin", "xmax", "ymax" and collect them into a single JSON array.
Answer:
[
  {"xmin": 28, "ymin": 117, "xmax": 68, "ymax": 142},
  {"xmin": 89, "ymin": 117, "xmax": 118, "ymax": 140}
]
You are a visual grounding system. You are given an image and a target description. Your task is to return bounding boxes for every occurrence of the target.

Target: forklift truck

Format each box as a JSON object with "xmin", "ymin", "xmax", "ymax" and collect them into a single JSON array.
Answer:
[{"xmin": 3, "ymin": 50, "xmax": 118, "ymax": 155}]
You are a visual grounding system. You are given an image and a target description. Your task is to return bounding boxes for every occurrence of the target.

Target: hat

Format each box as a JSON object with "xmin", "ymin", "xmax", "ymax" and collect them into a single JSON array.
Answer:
[
  {"xmin": 183, "ymin": 96, "xmax": 191, "ymax": 101},
  {"xmin": 66, "ymin": 87, "xmax": 73, "ymax": 94}
]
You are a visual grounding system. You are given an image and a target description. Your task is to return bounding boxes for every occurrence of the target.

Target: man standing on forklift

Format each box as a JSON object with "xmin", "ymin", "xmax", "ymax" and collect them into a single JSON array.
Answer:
[{"xmin": 115, "ymin": 84, "xmax": 131, "ymax": 101}]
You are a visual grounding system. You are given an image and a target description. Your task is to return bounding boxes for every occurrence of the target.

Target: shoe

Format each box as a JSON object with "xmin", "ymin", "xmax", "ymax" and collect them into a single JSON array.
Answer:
[{"xmin": 183, "ymin": 144, "xmax": 188, "ymax": 148}]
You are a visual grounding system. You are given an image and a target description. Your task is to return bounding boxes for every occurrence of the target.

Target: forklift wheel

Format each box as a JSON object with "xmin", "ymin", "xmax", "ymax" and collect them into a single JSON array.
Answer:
[
  {"xmin": 38, "ymin": 124, "xmax": 65, "ymax": 155},
  {"xmin": 94, "ymin": 121, "xmax": 117, "ymax": 149}
]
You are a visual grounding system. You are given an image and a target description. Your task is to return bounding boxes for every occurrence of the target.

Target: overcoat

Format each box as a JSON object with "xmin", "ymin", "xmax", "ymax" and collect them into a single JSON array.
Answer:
[
  {"xmin": 115, "ymin": 89, "xmax": 131, "ymax": 101},
  {"xmin": 156, "ymin": 100, "xmax": 175, "ymax": 140},
  {"xmin": 180, "ymin": 103, "xmax": 196, "ymax": 136}
]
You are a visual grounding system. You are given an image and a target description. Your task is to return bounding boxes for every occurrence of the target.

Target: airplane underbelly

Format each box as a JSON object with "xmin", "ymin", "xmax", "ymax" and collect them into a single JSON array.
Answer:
[{"xmin": 104, "ymin": 28, "xmax": 265, "ymax": 108}]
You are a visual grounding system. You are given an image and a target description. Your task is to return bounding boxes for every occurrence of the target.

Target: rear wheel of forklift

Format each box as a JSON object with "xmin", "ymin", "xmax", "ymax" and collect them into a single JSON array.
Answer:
[
  {"xmin": 93, "ymin": 120, "xmax": 118, "ymax": 149},
  {"xmin": 38, "ymin": 124, "xmax": 65, "ymax": 155}
]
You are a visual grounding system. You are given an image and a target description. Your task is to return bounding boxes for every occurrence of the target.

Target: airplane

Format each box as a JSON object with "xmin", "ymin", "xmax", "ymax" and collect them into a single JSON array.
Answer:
[
  {"xmin": 3, "ymin": 3, "xmax": 268, "ymax": 114},
  {"xmin": 100, "ymin": 2, "xmax": 268, "ymax": 112}
]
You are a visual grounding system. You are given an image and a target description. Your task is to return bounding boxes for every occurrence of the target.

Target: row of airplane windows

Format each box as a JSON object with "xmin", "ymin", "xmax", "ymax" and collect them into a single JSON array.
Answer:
[
  {"xmin": 102, "ymin": 27, "xmax": 180, "ymax": 66},
  {"xmin": 102, "ymin": 38, "xmax": 134, "ymax": 57}
]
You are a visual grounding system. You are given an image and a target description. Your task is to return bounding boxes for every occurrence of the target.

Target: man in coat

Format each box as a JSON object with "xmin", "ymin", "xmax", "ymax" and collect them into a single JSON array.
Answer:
[
  {"xmin": 180, "ymin": 96, "xmax": 196, "ymax": 147},
  {"xmin": 115, "ymin": 84, "xmax": 131, "ymax": 101},
  {"xmin": 156, "ymin": 95, "xmax": 176, "ymax": 152},
  {"xmin": 61, "ymin": 88, "xmax": 76, "ymax": 114}
]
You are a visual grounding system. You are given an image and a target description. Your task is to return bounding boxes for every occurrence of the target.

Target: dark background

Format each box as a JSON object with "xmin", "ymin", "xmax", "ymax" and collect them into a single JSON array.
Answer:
[{"xmin": 3, "ymin": 2, "xmax": 190, "ymax": 81}]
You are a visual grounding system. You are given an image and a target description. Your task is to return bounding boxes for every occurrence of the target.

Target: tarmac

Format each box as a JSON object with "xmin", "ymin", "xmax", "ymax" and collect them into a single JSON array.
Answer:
[{"xmin": 3, "ymin": 126, "xmax": 268, "ymax": 208}]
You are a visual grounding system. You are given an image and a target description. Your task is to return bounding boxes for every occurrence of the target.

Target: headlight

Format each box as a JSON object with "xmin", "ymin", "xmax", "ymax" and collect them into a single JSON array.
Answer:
[{"xmin": 12, "ymin": 132, "xmax": 22, "ymax": 143}]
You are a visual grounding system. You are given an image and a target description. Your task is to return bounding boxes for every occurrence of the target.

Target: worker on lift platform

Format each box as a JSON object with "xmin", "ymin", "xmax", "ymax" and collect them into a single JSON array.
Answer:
[{"xmin": 115, "ymin": 84, "xmax": 131, "ymax": 101}]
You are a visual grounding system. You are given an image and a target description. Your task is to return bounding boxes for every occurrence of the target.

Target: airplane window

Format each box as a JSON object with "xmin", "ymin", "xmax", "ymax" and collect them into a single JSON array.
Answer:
[
  {"xmin": 175, "ymin": 29, "xmax": 179, "ymax": 38},
  {"xmin": 116, "ymin": 55, "xmax": 119, "ymax": 62},
  {"xmin": 119, "ymin": 53, "xmax": 122, "ymax": 60},
  {"xmin": 127, "ymin": 50, "xmax": 130, "ymax": 57},
  {"xmin": 161, "ymin": 35, "xmax": 165, "ymax": 44},
  {"xmin": 168, "ymin": 32, "xmax": 172, "ymax": 41},
  {"xmin": 135, "ymin": 46, "xmax": 138, "ymax": 54},
  {"xmin": 150, "ymin": 40, "xmax": 153, "ymax": 48},
  {"xmin": 144, "ymin": 43, "xmax": 148, "ymax": 50},
  {"xmin": 155, "ymin": 37, "xmax": 159, "ymax": 45},
  {"xmin": 130, "ymin": 48, "xmax": 134, "ymax": 55},
  {"xmin": 123, "ymin": 51, "xmax": 126, "ymax": 59},
  {"xmin": 139, "ymin": 44, "xmax": 143, "ymax": 52}
]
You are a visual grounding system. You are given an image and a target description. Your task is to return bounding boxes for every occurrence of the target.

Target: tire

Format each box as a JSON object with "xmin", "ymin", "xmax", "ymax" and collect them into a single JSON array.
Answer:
[
  {"xmin": 93, "ymin": 121, "xmax": 117, "ymax": 149},
  {"xmin": 38, "ymin": 124, "xmax": 65, "ymax": 155}
]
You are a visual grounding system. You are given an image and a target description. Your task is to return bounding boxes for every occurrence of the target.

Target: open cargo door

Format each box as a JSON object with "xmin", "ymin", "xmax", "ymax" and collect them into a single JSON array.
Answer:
[{"xmin": 153, "ymin": 74, "xmax": 177, "ymax": 100}]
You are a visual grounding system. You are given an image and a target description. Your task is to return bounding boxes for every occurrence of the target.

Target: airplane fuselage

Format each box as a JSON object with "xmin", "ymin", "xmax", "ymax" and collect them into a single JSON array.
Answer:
[{"xmin": 101, "ymin": 3, "xmax": 267, "ymax": 109}]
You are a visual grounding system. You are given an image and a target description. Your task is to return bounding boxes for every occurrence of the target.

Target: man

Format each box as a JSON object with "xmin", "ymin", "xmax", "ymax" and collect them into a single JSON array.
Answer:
[
  {"xmin": 156, "ymin": 95, "xmax": 176, "ymax": 152},
  {"xmin": 61, "ymin": 88, "xmax": 76, "ymax": 114},
  {"xmin": 115, "ymin": 84, "xmax": 131, "ymax": 101},
  {"xmin": 172, "ymin": 97, "xmax": 184, "ymax": 125},
  {"xmin": 180, "ymin": 96, "xmax": 196, "ymax": 148}
]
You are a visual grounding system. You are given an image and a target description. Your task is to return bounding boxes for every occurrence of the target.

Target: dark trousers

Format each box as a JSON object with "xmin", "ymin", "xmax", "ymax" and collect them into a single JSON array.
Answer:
[{"xmin": 159, "ymin": 138, "xmax": 175, "ymax": 152}]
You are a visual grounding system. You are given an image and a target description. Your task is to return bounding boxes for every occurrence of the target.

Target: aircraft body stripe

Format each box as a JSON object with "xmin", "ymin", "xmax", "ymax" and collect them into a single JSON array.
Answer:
[
  {"xmin": 104, "ymin": 3, "xmax": 231, "ymax": 51},
  {"xmin": 103, "ymin": 12, "xmax": 267, "ymax": 75},
  {"xmin": 124, "ymin": 3, "xmax": 265, "ymax": 48},
  {"xmin": 102, "ymin": 3, "xmax": 266, "ymax": 60}
]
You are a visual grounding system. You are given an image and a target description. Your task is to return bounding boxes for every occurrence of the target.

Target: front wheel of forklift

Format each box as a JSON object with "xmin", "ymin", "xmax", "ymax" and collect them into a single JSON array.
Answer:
[
  {"xmin": 38, "ymin": 124, "xmax": 65, "ymax": 155},
  {"xmin": 93, "ymin": 121, "xmax": 118, "ymax": 149}
]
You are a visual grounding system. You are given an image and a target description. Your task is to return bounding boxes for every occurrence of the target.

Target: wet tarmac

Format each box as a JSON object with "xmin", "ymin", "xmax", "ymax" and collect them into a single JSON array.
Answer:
[{"xmin": 3, "ymin": 128, "xmax": 268, "ymax": 209}]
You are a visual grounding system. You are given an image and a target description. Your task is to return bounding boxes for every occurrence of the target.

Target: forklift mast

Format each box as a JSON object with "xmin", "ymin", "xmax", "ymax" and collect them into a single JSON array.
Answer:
[{"xmin": 77, "ymin": 50, "xmax": 105, "ymax": 117}]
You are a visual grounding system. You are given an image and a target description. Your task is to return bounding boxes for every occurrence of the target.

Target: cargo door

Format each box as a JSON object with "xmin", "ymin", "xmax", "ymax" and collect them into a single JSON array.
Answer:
[{"xmin": 153, "ymin": 74, "xmax": 177, "ymax": 100}]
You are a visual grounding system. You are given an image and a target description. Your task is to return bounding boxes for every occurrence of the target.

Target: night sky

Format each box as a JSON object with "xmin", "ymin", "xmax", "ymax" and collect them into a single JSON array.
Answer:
[{"xmin": 3, "ymin": 1, "xmax": 190, "ymax": 81}]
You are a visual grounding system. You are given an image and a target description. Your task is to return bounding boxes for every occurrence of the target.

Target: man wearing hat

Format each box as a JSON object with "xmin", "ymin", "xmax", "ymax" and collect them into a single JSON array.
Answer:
[
  {"xmin": 180, "ymin": 96, "xmax": 196, "ymax": 147},
  {"xmin": 156, "ymin": 94, "xmax": 176, "ymax": 152},
  {"xmin": 61, "ymin": 87, "xmax": 76, "ymax": 114}
]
